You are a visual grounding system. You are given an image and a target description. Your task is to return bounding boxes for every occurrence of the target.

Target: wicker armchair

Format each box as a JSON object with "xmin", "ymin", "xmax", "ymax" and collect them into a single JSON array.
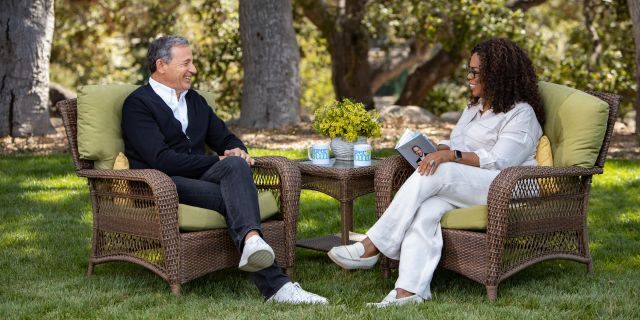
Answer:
[
  {"xmin": 59, "ymin": 98, "xmax": 301, "ymax": 296},
  {"xmin": 374, "ymin": 89, "xmax": 620, "ymax": 301}
]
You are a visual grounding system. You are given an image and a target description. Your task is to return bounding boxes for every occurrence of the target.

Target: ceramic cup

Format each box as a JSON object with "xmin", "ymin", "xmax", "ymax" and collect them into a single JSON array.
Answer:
[
  {"xmin": 308, "ymin": 143, "xmax": 331, "ymax": 165},
  {"xmin": 353, "ymin": 143, "xmax": 372, "ymax": 167}
]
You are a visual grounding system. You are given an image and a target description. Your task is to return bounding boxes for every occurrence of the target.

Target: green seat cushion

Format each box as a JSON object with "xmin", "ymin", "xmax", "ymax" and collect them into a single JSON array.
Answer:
[
  {"xmin": 441, "ymin": 205, "xmax": 487, "ymax": 230},
  {"xmin": 178, "ymin": 191, "xmax": 280, "ymax": 231},
  {"xmin": 538, "ymin": 81, "xmax": 608, "ymax": 168},
  {"xmin": 77, "ymin": 84, "xmax": 217, "ymax": 169}
]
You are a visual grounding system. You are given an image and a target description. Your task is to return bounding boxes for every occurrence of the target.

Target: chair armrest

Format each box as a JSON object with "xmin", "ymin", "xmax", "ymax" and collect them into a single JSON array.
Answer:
[
  {"xmin": 251, "ymin": 156, "xmax": 301, "ymax": 227},
  {"xmin": 77, "ymin": 168, "xmax": 181, "ymax": 271},
  {"xmin": 374, "ymin": 155, "xmax": 414, "ymax": 218},
  {"xmin": 484, "ymin": 165, "xmax": 599, "ymax": 281},
  {"xmin": 486, "ymin": 166, "xmax": 599, "ymax": 223}
]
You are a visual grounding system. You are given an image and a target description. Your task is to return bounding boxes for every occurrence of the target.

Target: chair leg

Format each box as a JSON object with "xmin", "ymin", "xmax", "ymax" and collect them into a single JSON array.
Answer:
[
  {"xmin": 171, "ymin": 284, "xmax": 181, "ymax": 297},
  {"xmin": 486, "ymin": 285, "xmax": 498, "ymax": 302},
  {"xmin": 87, "ymin": 261, "xmax": 95, "ymax": 276},
  {"xmin": 285, "ymin": 267, "xmax": 295, "ymax": 279},
  {"xmin": 380, "ymin": 257, "xmax": 391, "ymax": 279},
  {"xmin": 383, "ymin": 267, "xmax": 390, "ymax": 279},
  {"xmin": 586, "ymin": 260, "xmax": 593, "ymax": 273}
]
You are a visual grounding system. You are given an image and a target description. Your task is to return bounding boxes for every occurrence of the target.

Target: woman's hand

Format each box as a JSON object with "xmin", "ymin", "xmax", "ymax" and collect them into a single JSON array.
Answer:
[{"xmin": 417, "ymin": 150, "xmax": 453, "ymax": 176}]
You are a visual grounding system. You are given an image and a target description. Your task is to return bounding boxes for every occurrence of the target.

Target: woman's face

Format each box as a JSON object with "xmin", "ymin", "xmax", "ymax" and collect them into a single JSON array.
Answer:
[{"xmin": 468, "ymin": 53, "xmax": 483, "ymax": 98}]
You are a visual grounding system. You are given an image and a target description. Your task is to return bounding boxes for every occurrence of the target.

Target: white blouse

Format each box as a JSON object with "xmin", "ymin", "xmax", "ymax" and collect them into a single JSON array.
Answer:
[{"xmin": 439, "ymin": 102, "xmax": 543, "ymax": 170}]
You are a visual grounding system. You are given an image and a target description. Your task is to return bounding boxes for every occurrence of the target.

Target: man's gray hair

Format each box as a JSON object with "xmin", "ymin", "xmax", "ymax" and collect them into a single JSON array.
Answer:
[{"xmin": 147, "ymin": 35, "xmax": 190, "ymax": 73}]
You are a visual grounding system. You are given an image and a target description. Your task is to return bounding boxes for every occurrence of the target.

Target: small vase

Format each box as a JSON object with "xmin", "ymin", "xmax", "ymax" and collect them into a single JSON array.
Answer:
[{"xmin": 331, "ymin": 137, "xmax": 367, "ymax": 161}]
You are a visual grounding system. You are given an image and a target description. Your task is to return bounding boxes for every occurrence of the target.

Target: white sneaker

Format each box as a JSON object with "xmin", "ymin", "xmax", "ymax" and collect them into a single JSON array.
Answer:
[
  {"xmin": 239, "ymin": 236, "xmax": 275, "ymax": 272},
  {"xmin": 266, "ymin": 282, "xmax": 329, "ymax": 305},
  {"xmin": 366, "ymin": 290, "xmax": 424, "ymax": 308},
  {"xmin": 327, "ymin": 242, "xmax": 379, "ymax": 270}
]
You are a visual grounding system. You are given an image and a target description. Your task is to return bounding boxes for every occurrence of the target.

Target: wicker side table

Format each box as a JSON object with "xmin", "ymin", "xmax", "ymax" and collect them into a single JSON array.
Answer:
[{"xmin": 295, "ymin": 159, "xmax": 381, "ymax": 252}]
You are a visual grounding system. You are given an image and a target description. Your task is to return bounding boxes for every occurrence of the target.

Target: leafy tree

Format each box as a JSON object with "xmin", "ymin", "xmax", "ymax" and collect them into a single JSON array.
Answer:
[
  {"xmin": 295, "ymin": 0, "xmax": 543, "ymax": 109},
  {"xmin": 51, "ymin": 0, "xmax": 242, "ymax": 118},
  {"xmin": 526, "ymin": 0, "xmax": 635, "ymax": 116}
]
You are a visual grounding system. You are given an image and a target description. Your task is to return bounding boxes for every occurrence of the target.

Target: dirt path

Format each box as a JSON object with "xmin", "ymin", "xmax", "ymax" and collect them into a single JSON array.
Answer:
[{"xmin": 1, "ymin": 120, "xmax": 638, "ymax": 160}]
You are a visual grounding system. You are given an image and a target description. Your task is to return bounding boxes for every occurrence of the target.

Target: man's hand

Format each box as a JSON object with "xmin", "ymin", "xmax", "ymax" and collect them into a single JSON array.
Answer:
[
  {"xmin": 223, "ymin": 147, "xmax": 255, "ymax": 166},
  {"xmin": 417, "ymin": 150, "xmax": 453, "ymax": 176}
]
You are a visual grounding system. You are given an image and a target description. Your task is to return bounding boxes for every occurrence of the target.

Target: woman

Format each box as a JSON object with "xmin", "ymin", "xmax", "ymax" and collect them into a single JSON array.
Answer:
[{"xmin": 328, "ymin": 38, "xmax": 545, "ymax": 307}]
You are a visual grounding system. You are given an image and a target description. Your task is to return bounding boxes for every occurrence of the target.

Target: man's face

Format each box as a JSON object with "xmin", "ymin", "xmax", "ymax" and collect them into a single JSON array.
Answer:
[
  {"xmin": 412, "ymin": 146, "xmax": 424, "ymax": 157},
  {"xmin": 154, "ymin": 45, "xmax": 197, "ymax": 95}
]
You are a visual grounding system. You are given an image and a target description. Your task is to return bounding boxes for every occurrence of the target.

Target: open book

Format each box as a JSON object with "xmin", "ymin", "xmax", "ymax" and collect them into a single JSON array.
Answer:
[{"xmin": 395, "ymin": 129, "xmax": 437, "ymax": 169}]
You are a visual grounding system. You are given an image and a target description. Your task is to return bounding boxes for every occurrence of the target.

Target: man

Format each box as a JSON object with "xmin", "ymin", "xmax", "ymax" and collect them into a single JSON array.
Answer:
[
  {"xmin": 121, "ymin": 35, "xmax": 327, "ymax": 304},
  {"xmin": 412, "ymin": 145, "xmax": 425, "ymax": 164}
]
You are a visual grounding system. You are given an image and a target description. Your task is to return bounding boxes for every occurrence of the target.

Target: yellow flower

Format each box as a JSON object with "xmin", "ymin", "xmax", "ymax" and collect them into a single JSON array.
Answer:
[{"xmin": 312, "ymin": 98, "xmax": 382, "ymax": 142}]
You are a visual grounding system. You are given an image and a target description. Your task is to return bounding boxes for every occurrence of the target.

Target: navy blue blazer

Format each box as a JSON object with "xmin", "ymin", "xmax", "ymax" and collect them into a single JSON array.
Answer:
[{"xmin": 121, "ymin": 84, "xmax": 246, "ymax": 179}]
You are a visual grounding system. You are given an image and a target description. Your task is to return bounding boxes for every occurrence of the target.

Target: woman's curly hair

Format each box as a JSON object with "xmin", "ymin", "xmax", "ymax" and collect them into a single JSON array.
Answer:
[{"xmin": 470, "ymin": 38, "xmax": 545, "ymax": 127}]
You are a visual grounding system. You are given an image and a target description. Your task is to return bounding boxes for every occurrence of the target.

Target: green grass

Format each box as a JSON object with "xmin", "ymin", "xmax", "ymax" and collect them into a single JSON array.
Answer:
[{"xmin": 1, "ymin": 152, "xmax": 639, "ymax": 319}]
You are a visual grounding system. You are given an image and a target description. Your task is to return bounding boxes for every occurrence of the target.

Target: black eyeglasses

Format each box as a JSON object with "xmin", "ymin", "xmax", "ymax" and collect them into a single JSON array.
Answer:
[{"xmin": 467, "ymin": 68, "xmax": 480, "ymax": 79}]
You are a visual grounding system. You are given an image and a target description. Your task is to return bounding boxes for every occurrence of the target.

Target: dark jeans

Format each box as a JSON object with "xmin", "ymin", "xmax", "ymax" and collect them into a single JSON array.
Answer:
[{"xmin": 171, "ymin": 156, "xmax": 290, "ymax": 299}]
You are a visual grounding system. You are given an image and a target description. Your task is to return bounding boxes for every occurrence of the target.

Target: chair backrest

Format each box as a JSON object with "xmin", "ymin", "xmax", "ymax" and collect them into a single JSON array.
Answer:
[
  {"xmin": 538, "ymin": 82, "xmax": 620, "ymax": 168},
  {"xmin": 59, "ymin": 99, "xmax": 92, "ymax": 172},
  {"xmin": 61, "ymin": 84, "xmax": 218, "ymax": 170}
]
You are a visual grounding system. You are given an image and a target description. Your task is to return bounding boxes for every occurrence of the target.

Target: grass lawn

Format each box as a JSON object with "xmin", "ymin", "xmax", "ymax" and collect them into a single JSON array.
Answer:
[{"xmin": 1, "ymin": 151, "xmax": 639, "ymax": 319}]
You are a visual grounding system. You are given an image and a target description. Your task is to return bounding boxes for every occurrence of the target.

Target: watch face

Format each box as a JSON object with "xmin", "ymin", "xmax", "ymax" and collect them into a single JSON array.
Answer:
[{"xmin": 455, "ymin": 150, "xmax": 462, "ymax": 160}]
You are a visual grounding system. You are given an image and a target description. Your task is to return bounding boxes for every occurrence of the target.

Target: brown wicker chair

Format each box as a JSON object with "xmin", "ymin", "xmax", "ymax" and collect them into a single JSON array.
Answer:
[
  {"xmin": 58, "ymin": 98, "xmax": 301, "ymax": 296},
  {"xmin": 374, "ymin": 90, "xmax": 620, "ymax": 301}
]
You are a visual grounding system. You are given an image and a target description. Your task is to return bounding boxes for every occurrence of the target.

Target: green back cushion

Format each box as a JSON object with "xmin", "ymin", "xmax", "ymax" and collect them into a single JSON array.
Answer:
[
  {"xmin": 441, "ymin": 205, "xmax": 487, "ymax": 230},
  {"xmin": 538, "ymin": 81, "xmax": 608, "ymax": 168},
  {"xmin": 179, "ymin": 191, "xmax": 280, "ymax": 231},
  {"xmin": 77, "ymin": 84, "xmax": 217, "ymax": 169}
]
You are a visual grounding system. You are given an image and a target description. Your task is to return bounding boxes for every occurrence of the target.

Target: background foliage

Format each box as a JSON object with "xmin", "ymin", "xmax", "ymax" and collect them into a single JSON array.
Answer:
[
  {"xmin": 52, "ymin": 0, "xmax": 242, "ymax": 118},
  {"xmin": 50, "ymin": 0, "xmax": 635, "ymax": 119}
]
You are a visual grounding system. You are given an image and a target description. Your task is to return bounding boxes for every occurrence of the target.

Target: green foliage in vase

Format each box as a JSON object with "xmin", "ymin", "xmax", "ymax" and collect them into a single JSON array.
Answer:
[{"xmin": 312, "ymin": 99, "xmax": 382, "ymax": 142}]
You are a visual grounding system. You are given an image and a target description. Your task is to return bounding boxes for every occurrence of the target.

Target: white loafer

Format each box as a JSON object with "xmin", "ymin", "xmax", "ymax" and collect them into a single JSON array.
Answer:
[
  {"xmin": 366, "ymin": 290, "xmax": 424, "ymax": 308},
  {"xmin": 239, "ymin": 236, "xmax": 275, "ymax": 272},
  {"xmin": 327, "ymin": 242, "xmax": 379, "ymax": 270}
]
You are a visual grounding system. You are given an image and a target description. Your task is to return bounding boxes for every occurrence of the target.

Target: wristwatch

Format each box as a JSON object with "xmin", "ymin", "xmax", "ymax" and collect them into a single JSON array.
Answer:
[{"xmin": 453, "ymin": 150, "xmax": 462, "ymax": 162}]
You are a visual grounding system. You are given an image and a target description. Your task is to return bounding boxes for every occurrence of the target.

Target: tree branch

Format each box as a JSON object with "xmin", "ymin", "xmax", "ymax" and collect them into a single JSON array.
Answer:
[
  {"xmin": 295, "ymin": 0, "xmax": 335, "ymax": 36},
  {"xmin": 506, "ymin": 0, "xmax": 547, "ymax": 12},
  {"xmin": 395, "ymin": 47, "xmax": 463, "ymax": 106},
  {"xmin": 370, "ymin": 39, "xmax": 431, "ymax": 93},
  {"xmin": 583, "ymin": 0, "xmax": 602, "ymax": 72}
]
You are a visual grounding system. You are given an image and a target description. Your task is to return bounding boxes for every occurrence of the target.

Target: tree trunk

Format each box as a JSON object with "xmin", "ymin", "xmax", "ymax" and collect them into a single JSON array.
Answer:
[
  {"xmin": 298, "ymin": 0, "xmax": 373, "ymax": 109},
  {"xmin": 395, "ymin": 48, "xmax": 463, "ymax": 106},
  {"xmin": 327, "ymin": 0, "xmax": 373, "ymax": 109},
  {"xmin": 238, "ymin": 0, "xmax": 300, "ymax": 128},
  {"xmin": 628, "ymin": 0, "xmax": 640, "ymax": 136},
  {"xmin": 0, "ymin": 0, "xmax": 55, "ymax": 137}
]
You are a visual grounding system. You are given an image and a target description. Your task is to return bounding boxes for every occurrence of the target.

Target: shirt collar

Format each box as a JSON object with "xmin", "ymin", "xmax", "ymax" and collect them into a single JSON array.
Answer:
[{"xmin": 148, "ymin": 77, "xmax": 188, "ymax": 102}]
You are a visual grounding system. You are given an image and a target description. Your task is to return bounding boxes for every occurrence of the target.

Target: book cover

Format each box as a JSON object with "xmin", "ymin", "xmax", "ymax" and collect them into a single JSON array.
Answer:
[{"xmin": 395, "ymin": 129, "xmax": 437, "ymax": 169}]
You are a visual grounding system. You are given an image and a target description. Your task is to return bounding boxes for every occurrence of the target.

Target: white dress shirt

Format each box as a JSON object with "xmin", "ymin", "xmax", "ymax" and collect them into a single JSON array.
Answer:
[
  {"xmin": 149, "ymin": 77, "xmax": 189, "ymax": 134},
  {"xmin": 439, "ymin": 102, "xmax": 542, "ymax": 170}
]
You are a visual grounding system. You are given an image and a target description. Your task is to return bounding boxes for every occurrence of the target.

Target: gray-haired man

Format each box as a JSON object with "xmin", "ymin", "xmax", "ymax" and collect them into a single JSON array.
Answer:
[{"xmin": 121, "ymin": 35, "xmax": 327, "ymax": 304}]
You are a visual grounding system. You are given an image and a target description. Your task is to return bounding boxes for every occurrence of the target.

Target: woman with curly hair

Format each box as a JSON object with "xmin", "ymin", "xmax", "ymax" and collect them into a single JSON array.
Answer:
[{"xmin": 328, "ymin": 38, "xmax": 545, "ymax": 307}]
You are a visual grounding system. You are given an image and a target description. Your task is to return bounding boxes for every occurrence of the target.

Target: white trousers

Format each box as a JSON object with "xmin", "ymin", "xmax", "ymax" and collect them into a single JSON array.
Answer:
[{"xmin": 367, "ymin": 162, "xmax": 500, "ymax": 299}]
